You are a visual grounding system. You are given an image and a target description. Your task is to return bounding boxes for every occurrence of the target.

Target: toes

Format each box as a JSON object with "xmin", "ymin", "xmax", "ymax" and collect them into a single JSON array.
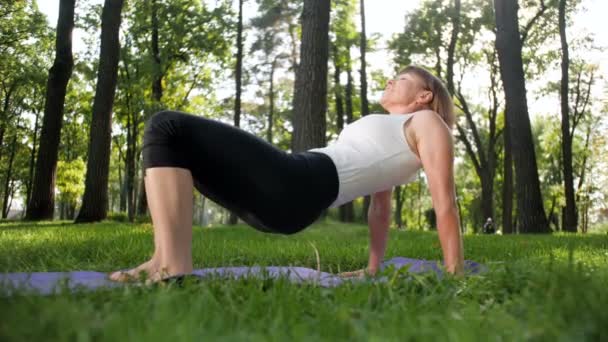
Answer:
[
  {"xmin": 108, "ymin": 269, "xmax": 142, "ymax": 282},
  {"xmin": 109, "ymin": 271, "xmax": 130, "ymax": 282}
]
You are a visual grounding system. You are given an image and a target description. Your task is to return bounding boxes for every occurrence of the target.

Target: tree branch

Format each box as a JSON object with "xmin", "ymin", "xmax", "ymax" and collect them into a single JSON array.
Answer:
[
  {"xmin": 456, "ymin": 123, "xmax": 482, "ymax": 177},
  {"xmin": 456, "ymin": 90, "xmax": 487, "ymax": 168},
  {"xmin": 521, "ymin": 0, "xmax": 547, "ymax": 45}
]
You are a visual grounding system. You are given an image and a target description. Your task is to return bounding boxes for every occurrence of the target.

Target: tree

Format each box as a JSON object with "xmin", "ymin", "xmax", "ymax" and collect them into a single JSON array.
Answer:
[
  {"xmin": 359, "ymin": 0, "xmax": 372, "ymax": 221},
  {"xmin": 291, "ymin": 0, "xmax": 331, "ymax": 152},
  {"xmin": 228, "ymin": 0, "xmax": 244, "ymax": 225},
  {"xmin": 26, "ymin": 0, "xmax": 76, "ymax": 220},
  {"xmin": 250, "ymin": 0, "xmax": 299, "ymax": 145},
  {"xmin": 558, "ymin": 0, "xmax": 577, "ymax": 232},
  {"xmin": 493, "ymin": 0, "xmax": 550, "ymax": 233},
  {"xmin": 330, "ymin": 0, "xmax": 357, "ymax": 222},
  {"xmin": 76, "ymin": 0, "xmax": 125, "ymax": 222},
  {"xmin": 2, "ymin": 124, "xmax": 20, "ymax": 218},
  {"xmin": 390, "ymin": 0, "xmax": 502, "ymax": 229},
  {"xmin": 56, "ymin": 159, "xmax": 86, "ymax": 219},
  {"xmin": 127, "ymin": 0, "xmax": 234, "ymax": 216}
]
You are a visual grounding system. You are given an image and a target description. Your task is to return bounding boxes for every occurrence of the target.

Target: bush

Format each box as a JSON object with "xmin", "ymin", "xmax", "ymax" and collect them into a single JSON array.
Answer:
[
  {"xmin": 105, "ymin": 212, "xmax": 150, "ymax": 224},
  {"xmin": 106, "ymin": 212, "xmax": 128, "ymax": 222}
]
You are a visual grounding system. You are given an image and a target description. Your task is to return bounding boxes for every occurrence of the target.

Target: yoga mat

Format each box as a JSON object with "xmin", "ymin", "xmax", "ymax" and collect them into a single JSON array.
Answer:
[{"xmin": 0, "ymin": 257, "xmax": 485, "ymax": 295}]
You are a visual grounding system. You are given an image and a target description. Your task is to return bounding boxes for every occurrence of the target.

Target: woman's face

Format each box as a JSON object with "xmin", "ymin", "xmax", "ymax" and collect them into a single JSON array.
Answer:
[{"xmin": 380, "ymin": 72, "xmax": 429, "ymax": 112}]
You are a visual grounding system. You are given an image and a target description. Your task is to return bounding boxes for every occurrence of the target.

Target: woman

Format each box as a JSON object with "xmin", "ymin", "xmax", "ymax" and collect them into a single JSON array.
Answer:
[{"xmin": 109, "ymin": 65, "xmax": 464, "ymax": 283}]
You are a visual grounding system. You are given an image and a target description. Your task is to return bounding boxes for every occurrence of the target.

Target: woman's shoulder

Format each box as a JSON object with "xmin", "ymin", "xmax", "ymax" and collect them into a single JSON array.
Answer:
[{"xmin": 409, "ymin": 110, "xmax": 449, "ymax": 129}]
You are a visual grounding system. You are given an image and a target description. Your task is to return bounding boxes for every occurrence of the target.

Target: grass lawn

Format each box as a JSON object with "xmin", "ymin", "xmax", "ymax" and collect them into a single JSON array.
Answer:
[{"xmin": 1, "ymin": 220, "xmax": 607, "ymax": 341}]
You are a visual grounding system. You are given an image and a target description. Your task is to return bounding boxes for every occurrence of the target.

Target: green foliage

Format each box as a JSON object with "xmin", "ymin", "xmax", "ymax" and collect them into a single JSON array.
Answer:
[
  {"xmin": 0, "ymin": 1, "xmax": 53, "ymax": 213},
  {"xmin": 55, "ymin": 159, "xmax": 86, "ymax": 211}
]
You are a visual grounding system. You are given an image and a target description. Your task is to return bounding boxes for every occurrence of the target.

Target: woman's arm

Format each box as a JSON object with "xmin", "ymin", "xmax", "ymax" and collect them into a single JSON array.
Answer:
[
  {"xmin": 367, "ymin": 189, "xmax": 392, "ymax": 274},
  {"xmin": 412, "ymin": 111, "xmax": 464, "ymax": 275},
  {"xmin": 339, "ymin": 189, "xmax": 391, "ymax": 278}
]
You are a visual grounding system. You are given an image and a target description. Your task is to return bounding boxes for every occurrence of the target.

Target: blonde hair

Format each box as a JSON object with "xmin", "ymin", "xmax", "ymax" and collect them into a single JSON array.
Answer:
[{"xmin": 398, "ymin": 66, "xmax": 455, "ymax": 129}]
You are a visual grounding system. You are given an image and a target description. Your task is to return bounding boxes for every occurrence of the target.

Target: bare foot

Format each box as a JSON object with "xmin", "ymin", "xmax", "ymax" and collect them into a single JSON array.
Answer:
[
  {"xmin": 109, "ymin": 258, "xmax": 195, "ymax": 283},
  {"xmin": 109, "ymin": 259, "xmax": 167, "ymax": 283}
]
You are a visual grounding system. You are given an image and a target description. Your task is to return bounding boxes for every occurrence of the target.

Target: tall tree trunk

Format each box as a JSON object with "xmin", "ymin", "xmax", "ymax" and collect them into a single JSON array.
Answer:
[
  {"xmin": 127, "ymin": 120, "xmax": 136, "ymax": 221},
  {"xmin": 119, "ymin": 172, "xmax": 127, "ymax": 212},
  {"xmin": 137, "ymin": 0, "xmax": 162, "ymax": 217},
  {"xmin": 559, "ymin": 0, "xmax": 577, "ymax": 232},
  {"xmin": 333, "ymin": 44, "xmax": 344, "ymax": 133},
  {"xmin": 446, "ymin": 0, "xmax": 460, "ymax": 94},
  {"xmin": 345, "ymin": 64, "xmax": 354, "ymax": 124},
  {"xmin": 291, "ymin": 0, "xmax": 330, "ymax": 152},
  {"xmin": 2, "ymin": 132, "xmax": 18, "ymax": 219},
  {"xmin": 76, "ymin": 0, "xmax": 124, "ymax": 223},
  {"xmin": 359, "ymin": 0, "xmax": 371, "ymax": 222},
  {"xmin": 150, "ymin": 0, "xmax": 162, "ymax": 105},
  {"xmin": 121, "ymin": 58, "xmax": 137, "ymax": 221},
  {"xmin": 333, "ymin": 44, "xmax": 352, "ymax": 222},
  {"xmin": 394, "ymin": 185, "xmax": 405, "ymax": 229},
  {"xmin": 339, "ymin": 55, "xmax": 355, "ymax": 222},
  {"xmin": 266, "ymin": 60, "xmax": 276, "ymax": 143},
  {"xmin": 493, "ymin": 0, "xmax": 549, "ymax": 233},
  {"xmin": 117, "ymin": 136, "xmax": 126, "ymax": 212},
  {"xmin": 234, "ymin": 0, "xmax": 244, "ymax": 130},
  {"xmin": 228, "ymin": 0, "xmax": 245, "ymax": 225},
  {"xmin": 0, "ymin": 83, "xmax": 17, "ymax": 163},
  {"xmin": 480, "ymin": 170, "xmax": 495, "ymax": 222},
  {"xmin": 502, "ymin": 113, "xmax": 514, "ymax": 234},
  {"xmin": 25, "ymin": 0, "xmax": 75, "ymax": 220},
  {"xmin": 26, "ymin": 110, "xmax": 41, "ymax": 208}
]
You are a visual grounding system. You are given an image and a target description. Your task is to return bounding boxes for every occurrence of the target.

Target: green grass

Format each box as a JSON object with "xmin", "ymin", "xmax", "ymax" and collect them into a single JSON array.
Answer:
[{"xmin": 1, "ymin": 220, "xmax": 607, "ymax": 341}]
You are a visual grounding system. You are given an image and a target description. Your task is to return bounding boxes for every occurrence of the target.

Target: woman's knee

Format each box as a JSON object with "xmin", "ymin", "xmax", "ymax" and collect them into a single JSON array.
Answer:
[
  {"xmin": 143, "ymin": 111, "xmax": 184, "ymax": 144},
  {"xmin": 146, "ymin": 110, "xmax": 183, "ymax": 130}
]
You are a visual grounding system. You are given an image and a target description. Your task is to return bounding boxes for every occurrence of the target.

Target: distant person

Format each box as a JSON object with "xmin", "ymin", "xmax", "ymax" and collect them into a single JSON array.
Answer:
[
  {"xmin": 483, "ymin": 217, "xmax": 495, "ymax": 234},
  {"xmin": 109, "ymin": 66, "xmax": 465, "ymax": 282}
]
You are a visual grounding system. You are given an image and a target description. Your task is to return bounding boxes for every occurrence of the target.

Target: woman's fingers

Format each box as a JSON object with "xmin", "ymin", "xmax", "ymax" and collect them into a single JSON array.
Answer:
[{"xmin": 338, "ymin": 269, "xmax": 367, "ymax": 278}]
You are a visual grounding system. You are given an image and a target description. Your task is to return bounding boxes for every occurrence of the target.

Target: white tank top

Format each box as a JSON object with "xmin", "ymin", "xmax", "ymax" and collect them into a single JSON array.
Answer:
[{"xmin": 309, "ymin": 113, "xmax": 422, "ymax": 208}]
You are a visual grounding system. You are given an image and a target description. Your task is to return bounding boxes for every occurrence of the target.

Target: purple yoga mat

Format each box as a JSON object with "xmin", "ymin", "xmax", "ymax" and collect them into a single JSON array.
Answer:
[{"xmin": 0, "ymin": 257, "xmax": 485, "ymax": 295}]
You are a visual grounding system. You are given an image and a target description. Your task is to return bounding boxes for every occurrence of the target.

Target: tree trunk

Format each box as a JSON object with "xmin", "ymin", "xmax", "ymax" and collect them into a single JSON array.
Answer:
[
  {"xmin": 124, "ymin": 78, "xmax": 137, "ymax": 221},
  {"xmin": 332, "ymin": 43, "xmax": 352, "ymax": 222},
  {"xmin": 339, "ymin": 58, "xmax": 355, "ymax": 222},
  {"xmin": 117, "ymin": 137, "xmax": 126, "ymax": 212},
  {"xmin": 394, "ymin": 185, "xmax": 405, "ymax": 229},
  {"xmin": 291, "ymin": 0, "xmax": 330, "ymax": 152},
  {"xmin": 493, "ymin": 0, "xmax": 549, "ymax": 233},
  {"xmin": 2, "ymin": 132, "xmax": 18, "ymax": 218},
  {"xmin": 119, "ymin": 173, "xmax": 127, "ymax": 212},
  {"xmin": 137, "ymin": 0, "xmax": 163, "ymax": 217},
  {"xmin": 25, "ymin": 0, "xmax": 75, "ymax": 220},
  {"xmin": 26, "ymin": 110, "xmax": 41, "ymax": 208},
  {"xmin": 150, "ymin": 0, "xmax": 162, "ymax": 105},
  {"xmin": 446, "ymin": 0, "xmax": 461, "ymax": 94},
  {"xmin": 228, "ymin": 0, "xmax": 245, "ymax": 226},
  {"xmin": 267, "ymin": 60, "xmax": 276, "ymax": 143},
  {"xmin": 480, "ymin": 170, "xmax": 495, "ymax": 222},
  {"xmin": 558, "ymin": 0, "xmax": 577, "ymax": 232},
  {"xmin": 127, "ymin": 131, "xmax": 136, "ymax": 221},
  {"xmin": 359, "ymin": 0, "xmax": 371, "ymax": 222},
  {"xmin": 0, "ymin": 83, "xmax": 17, "ymax": 164},
  {"xmin": 502, "ymin": 113, "xmax": 514, "ymax": 234},
  {"xmin": 333, "ymin": 44, "xmax": 344, "ymax": 133},
  {"xmin": 76, "ymin": 0, "xmax": 124, "ymax": 223},
  {"xmin": 136, "ymin": 169, "xmax": 147, "ymax": 216}
]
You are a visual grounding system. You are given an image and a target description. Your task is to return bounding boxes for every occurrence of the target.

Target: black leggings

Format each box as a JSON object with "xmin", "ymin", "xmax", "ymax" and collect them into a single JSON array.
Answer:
[{"xmin": 142, "ymin": 111, "xmax": 339, "ymax": 235}]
